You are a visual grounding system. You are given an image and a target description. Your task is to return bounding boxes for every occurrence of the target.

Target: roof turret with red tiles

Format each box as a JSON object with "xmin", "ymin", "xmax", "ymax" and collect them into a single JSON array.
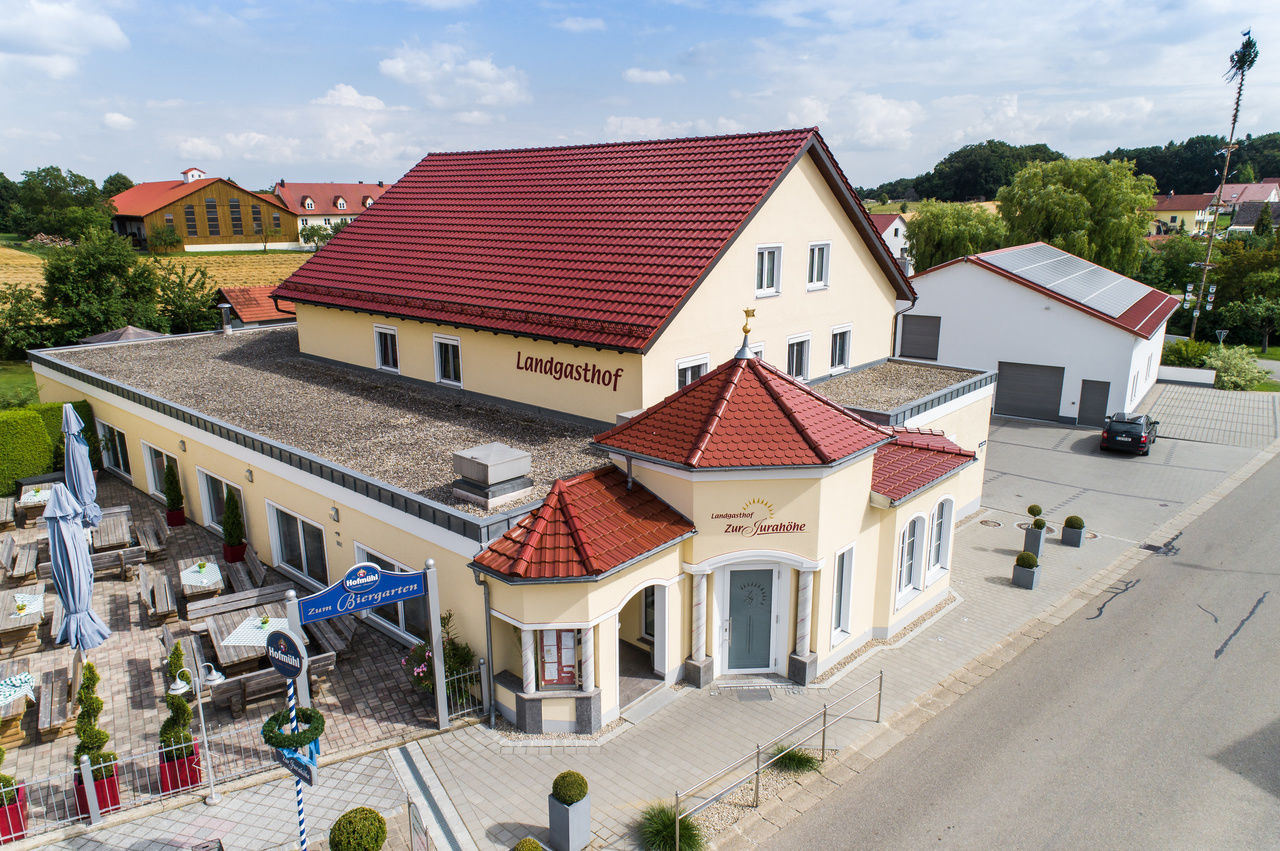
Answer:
[
  {"xmin": 472, "ymin": 466, "xmax": 695, "ymax": 581},
  {"xmin": 593, "ymin": 351, "xmax": 891, "ymax": 468},
  {"xmin": 274, "ymin": 128, "xmax": 912, "ymax": 351},
  {"xmin": 870, "ymin": 427, "xmax": 975, "ymax": 504}
]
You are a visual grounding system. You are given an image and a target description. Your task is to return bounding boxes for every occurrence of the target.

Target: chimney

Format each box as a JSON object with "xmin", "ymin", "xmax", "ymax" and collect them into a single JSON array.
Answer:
[
  {"xmin": 377, "ymin": 180, "xmax": 384, "ymax": 188},
  {"xmin": 451, "ymin": 443, "xmax": 533, "ymax": 510},
  {"xmin": 279, "ymin": 178, "xmax": 285, "ymax": 187},
  {"xmin": 218, "ymin": 302, "xmax": 233, "ymax": 334}
]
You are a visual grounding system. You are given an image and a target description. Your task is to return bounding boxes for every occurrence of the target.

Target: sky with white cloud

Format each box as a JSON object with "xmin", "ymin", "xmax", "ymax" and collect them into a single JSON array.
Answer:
[{"xmin": 0, "ymin": 0, "xmax": 1276, "ymax": 191}]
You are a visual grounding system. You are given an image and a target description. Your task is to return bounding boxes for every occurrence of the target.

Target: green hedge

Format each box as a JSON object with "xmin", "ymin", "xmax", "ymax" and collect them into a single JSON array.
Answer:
[
  {"xmin": 26, "ymin": 401, "xmax": 100, "ymax": 471},
  {"xmin": 0, "ymin": 409, "xmax": 54, "ymax": 496}
]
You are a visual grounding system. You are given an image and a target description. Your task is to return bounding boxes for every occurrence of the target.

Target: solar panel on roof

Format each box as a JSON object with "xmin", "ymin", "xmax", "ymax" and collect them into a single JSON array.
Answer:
[{"xmin": 982, "ymin": 244, "xmax": 1147, "ymax": 318}]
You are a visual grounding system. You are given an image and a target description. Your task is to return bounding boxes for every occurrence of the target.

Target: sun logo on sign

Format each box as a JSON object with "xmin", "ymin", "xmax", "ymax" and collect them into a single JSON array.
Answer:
[{"xmin": 742, "ymin": 498, "xmax": 774, "ymax": 520}]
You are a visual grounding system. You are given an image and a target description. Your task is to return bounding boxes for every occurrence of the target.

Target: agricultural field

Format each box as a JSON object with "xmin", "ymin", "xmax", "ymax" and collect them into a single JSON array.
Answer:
[{"xmin": 0, "ymin": 246, "xmax": 308, "ymax": 292}]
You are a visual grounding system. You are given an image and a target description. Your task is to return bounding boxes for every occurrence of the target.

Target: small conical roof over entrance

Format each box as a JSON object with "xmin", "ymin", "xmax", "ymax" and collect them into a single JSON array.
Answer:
[{"xmin": 594, "ymin": 356, "xmax": 890, "ymax": 469}]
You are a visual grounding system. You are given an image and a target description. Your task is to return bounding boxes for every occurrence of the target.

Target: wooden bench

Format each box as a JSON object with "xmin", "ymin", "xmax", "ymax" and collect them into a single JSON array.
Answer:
[
  {"xmin": 309, "ymin": 615, "xmax": 358, "ymax": 659},
  {"xmin": 11, "ymin": 541, "xmax": 37, "ymax": 583},
  {"xmin": 223, "ymin": 559, "xmax": 253, "ymax": 594},
  {"xmin": 244, "ymin": 546, "xmax": 269, "ymax": 586},
  {"xmin": 37, "ymin": 545, "xmax": 144, "ymax": 582},
  {"xmin": 160, "ymin": 624, "xmax": 209, "ymax": 683},
  {"xmin": 0, "ymin": 498, "xmax": 13, "ymax": 532},
  {"xmin": 138, "ymin": 564, "xmax": 177, "ymax": 624},
  {"xmin": 210, "ymin": 650, "xmax": 337, "ymax": 717},
  {"xmin": 0, "ymin": 535, "xmax": 13, "ymax": 578},
  {"xmin": 186, "ymin": 583, "xmax": 292, "ymax": 629},
  {"xmin": 36, "ymin": 667, "xmax": 72, "ymax": 742}
]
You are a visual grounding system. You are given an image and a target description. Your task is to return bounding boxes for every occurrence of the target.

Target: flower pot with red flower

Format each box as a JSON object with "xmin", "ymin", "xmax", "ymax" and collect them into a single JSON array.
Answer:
[{"xmin": 163, "ymin": 459, "xmax": 186, "ymax": 527}]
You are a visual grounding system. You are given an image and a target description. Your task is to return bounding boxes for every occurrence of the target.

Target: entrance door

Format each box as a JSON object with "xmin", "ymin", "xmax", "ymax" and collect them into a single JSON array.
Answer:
[
  {"xmin": 727, "ymin": 568, "xmax": 773, "ymax": 670},
  {"xmin": 1078, "ymin": 379, "xmax": 1111, "ymax": 426}
]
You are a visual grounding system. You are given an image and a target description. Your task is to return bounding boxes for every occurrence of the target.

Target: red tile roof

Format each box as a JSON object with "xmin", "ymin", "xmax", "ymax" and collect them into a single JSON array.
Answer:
[
  {"xmin": 1149, "ymin": 193, "xmax": 1215, "ymax": 212},
  {"xmin": 868, "ymin": 213, "xmax": 904, "ymax": 235},
  {"xmin": 219, "ymin": 285, "xmax": 295, "ymax": 324},
  {"xmin": 871, "ymin": 428, "xmax": 975, "ymax": 503},
  {"xmin": 594, "ymin": 354, "xmax": 890, "ymax": 468},
  {"xmin": 274, "ymin": 128, "xmax": 914, "ymax": 351},
  {"xmin": 271, "ymin": 182, "xmax": 387, "ymax": 216},
  {"xmin": 472, "ymin": 466, "xmax": 694, "ymax": 581},
  {"xmin": 111, "ymin": 178, "xmax": 291, "ymax": 218}
]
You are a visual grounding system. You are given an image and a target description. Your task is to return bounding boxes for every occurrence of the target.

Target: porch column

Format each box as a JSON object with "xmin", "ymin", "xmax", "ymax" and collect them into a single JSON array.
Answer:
[
  {"xmin": 692, "ymin": 572, "xmax": 707, "ymax": 663},
  {"xmin": 520, "ymin": 629, "xmax": 536, "ymax": 694},
  {"xmin": 580, "ymin": 625, "xmax": 595, "ymax": 692},
  {"xmin": 794, "ymin": 571, "xmax": 813, "ymax": 655}
]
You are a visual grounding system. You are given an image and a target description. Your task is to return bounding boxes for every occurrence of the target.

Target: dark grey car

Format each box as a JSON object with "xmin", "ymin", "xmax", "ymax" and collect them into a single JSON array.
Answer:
[{"xmin": 1100, "ymin": 412, "xmax": 1158, "ymax": 455}]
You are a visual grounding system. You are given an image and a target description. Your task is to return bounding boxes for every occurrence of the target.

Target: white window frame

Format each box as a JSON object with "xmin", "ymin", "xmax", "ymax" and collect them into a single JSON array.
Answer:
[
  {"xmin": 786, "ymin": 333, "xmax": 811, "ymax": 381},
  {"xmin": 265, "ymin": 499, "xmax": 328, "ymax": 589},
  {"xmin": 303, "ymin": 198, "xmax": 314, "ymax": 210},
  {"xmin": 354, "ymin": 542, "xmax": 424, "ymax": 643},
  {"xmin": 755, "ymin": 244, "xmax": 782, "ymax": 297},
  {"xmin": 748, "ymin": 341, "xmax": 765, "ymax": 360},
  {"xmin": 97, "ymin": 420, "xmax": 131, "ymax": 476},
  {"xmin": 926, "ymin": 498, "xmax": 954, "ymax": 584},
  {"xmin": 829, "ymin": 324, "xmax": 852, "ymax": 373},
  {"xmin": 830, "ymin": 543, "xmax": 855, "ymax": 647},
  {"xmin": 895, "ymin": 514, "xmax": 927, "ymax": 609},
  {"xmin": 807, "ymin": 241, "xmax": 831, "ymax": 290},
  {"xmin": 336, "ymin": 198, "xmax": 347, "ymax": 210},
  {"xmin": 374, "ymin": 324, "xmax": 399, "ymax": 373},
  {"xmin": 139, "ymin": 441, "xmax": 176, "ymax": 500},
  {"xmin": 675, "ymin": 353, "xmax": 710, "ymax": 389},
  {"xmin": 641, "ymin": 586, "xmax": 656, "ymax": 641},
  {"xmin": 434, "ymin": 334, "xmax": 462, "ymax": 387},
  {"xmin": 196, "ymin": 467, "xmax": 244, "ymax": 536}
]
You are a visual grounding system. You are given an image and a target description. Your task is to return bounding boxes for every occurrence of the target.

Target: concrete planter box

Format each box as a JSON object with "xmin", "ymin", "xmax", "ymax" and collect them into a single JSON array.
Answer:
[
  {"xmin": 1022, "ymin": 528, "xmax": 1044, "ymax": 560},
  {"xmin": 1012, "ymin": 564, "xmax": 1040, "ymax": 590},
  {"xmin": 1062, "ymin": 526, "xmax": 1085, "ymax": 547},
  {"xmin": 547, "ymin": 793, "xmax": 590, "ymax": 851}
]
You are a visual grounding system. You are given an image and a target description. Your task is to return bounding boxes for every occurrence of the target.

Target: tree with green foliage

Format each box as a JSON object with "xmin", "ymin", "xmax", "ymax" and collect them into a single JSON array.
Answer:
[
  {"xmin": 0, "ymin": 172, "xmax": 18, "ymax": 233},
  {"xmin": 41, "ymin": 227, "xmax": 161, "ymax": 343},
  {"xmin": 221, "ymin": 487, "xmax": 245, "ymax": 547},
  {"xmin": 1254, "ymin": 202, "xmax": 1274, "ymax": 238},
  {"xmin": 905, "ymin": 200, "xmax": 1007, "ymax": 272},
  {"xmin": 153, "ymin": 260, "xmax": 219, "ymax": 333},
  {"xmin": 1203, "ymin": 344, "xmax": 1268, "ymax": 389},
  {"xmin": 163, "ymin": 458, "xmax": 183, "ymax": 514},
  {"xmin": 100, "ymin": 172, "xmax": 134, "ymax": 198},
  {"xmin": 74, "ymin": 662, "xmax": 117, "ymax": 779},
  {"xmin": 1134, "ymin": 233, "xmax": 1204, "ymax": 292},
  {"xmin": 1217, "ymin": 293, "xmax": 1280, "ymax": 352},
  {"xmin": 329, "ymin": 219, "xmax": 348, "ymax": 238},
  {"xmin": 1210, "ymin": 241, "xmax": 1280, "ymax": 303},
  {"xmin": 996, "ymin": 158, "xmax": 1157, "ymax": 276},
  {"xmin": 1237, "ymin": 161, "xmax": 1258, "ymax": 183},
  {"xmin": 147, "ymin": 224, "xmax": 183, "ymax": 253},
  {"xmin": 916, "ymin": 140, "xmax": 1065, "ymax": 202},
  {"xmin": 8, "ymin": 166, "xmax": 112, "ymax": 239},
  {"xmin": 160, "ymin": 645, "xmax": 195, "ymax": 761},
  {"xmin": 0, "ymin": 282, "xmax": 46, "ymax": 357},
  {"xmin": 299, "ymin": 223, "xmax": 331, "ymax": 249}
]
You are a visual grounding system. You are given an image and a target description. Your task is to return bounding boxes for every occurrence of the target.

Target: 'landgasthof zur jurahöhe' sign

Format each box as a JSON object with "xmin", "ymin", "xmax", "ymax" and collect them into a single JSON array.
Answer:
[
  {"xmin": 711, "ymin": 498, "xmax": 808, "ymax": 538},
  {"xmin": 299, "ymin": 562, "xmax": 425, "ymax": 624}
]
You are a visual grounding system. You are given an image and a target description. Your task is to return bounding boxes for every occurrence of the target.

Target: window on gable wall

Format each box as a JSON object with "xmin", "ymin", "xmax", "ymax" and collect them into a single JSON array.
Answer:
[
  {"xmin": 830, "ymin": 327, "xmax": 851, "ymax": 371},
  {"xmin": 807, "ymin": 242, "xmax": 830, "ymax": 289},
  {"xmin": 756, "ymin": 246, "xmax": 781, "ymax": 296},
  {"xmin": 228, "ymin": 198, "xmax": 243, "ymax": 235},
  {"xmin": 204, "ymin": 198, "xmax": 220, "ymax": 236},
  {"xmin": 787, "ymin": 337, "xmax": 810, "ymax": 380},
  {"xmin": 184, "ymin": 205, "xmax": 198, "ymax": 237},
  {"xmin": 251, "ymin": 205, "xmax": 263, "ymax": 234}
]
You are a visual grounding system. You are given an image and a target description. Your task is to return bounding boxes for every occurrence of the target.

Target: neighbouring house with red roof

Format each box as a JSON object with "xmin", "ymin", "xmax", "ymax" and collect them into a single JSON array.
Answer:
[
  {"xmin": 34, "ymin": 129, "xmax": 994, "ymax": 734},
  {"xmin": 217, "ymin": 284, "xmax": 296, "ymax": 328},
  {"xmin": 868, "ymin": 213, "xmax": 912, "ymax": 274},
  {"xmin": 270, "ymin": 179, "xmax": 387, "ymax": 246},
  {"xmin": 1147, "ymin": 192, "xmax": 1216, "ymax": 236},
  {"xmin": 109, "ymin": 168, "xmax": 299, "ymax": 251},
  {"xmin": 903, "ymin": 243, "xmax": 1180, "ymax": 425}
]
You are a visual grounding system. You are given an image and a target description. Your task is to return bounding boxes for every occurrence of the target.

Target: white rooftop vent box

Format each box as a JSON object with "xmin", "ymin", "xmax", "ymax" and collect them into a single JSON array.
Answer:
[{"xmin": 452, "ymin": 443, "xmax": 534, "ymax": 510}]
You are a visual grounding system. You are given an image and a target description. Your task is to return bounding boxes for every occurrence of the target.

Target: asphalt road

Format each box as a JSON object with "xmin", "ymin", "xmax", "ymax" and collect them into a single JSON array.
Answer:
[{"xmin": 765, "ymin": 452, "xmax": 1280, "ymax": 849}]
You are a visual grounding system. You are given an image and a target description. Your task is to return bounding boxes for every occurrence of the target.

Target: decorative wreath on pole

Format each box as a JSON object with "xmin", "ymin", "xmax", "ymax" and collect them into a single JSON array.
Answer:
[{"xmin": 261, "ymin": 707, "xmax": 325, "ymax": 750}]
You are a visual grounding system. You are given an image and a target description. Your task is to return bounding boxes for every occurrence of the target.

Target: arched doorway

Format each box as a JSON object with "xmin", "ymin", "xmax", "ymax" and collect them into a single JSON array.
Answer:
[{"xmin": 616, "ymin": 582, "xmax": 668, "ymax": 710}]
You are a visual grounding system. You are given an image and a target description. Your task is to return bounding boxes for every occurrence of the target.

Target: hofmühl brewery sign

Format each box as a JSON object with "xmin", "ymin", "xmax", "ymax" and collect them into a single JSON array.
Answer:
[{"xmin": 712, "ymin": 498, "xmax": 807, "ymax": 537}]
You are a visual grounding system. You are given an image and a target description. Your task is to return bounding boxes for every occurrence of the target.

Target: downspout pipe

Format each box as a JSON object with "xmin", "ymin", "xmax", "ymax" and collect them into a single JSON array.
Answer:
[{"xmin": 472, "ymin": 568, "xmax": 496, "ymax": 727}]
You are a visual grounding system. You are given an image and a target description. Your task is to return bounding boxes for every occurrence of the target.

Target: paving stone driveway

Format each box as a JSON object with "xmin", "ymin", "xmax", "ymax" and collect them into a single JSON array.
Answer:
[{"xmin": 1136, "ymin": 382, "xmax": 1280, "ymax": 448}]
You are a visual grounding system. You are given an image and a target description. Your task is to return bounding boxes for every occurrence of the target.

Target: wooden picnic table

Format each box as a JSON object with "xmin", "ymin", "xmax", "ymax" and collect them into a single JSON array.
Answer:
[
  {"xmin": 91, "ymin": 507, "xmax": 132, "ymax": 552},
  {"xmin": 0, "ymin": 582, "xmax": 46, "ymax": 659},
  {"xmin": 206, "ymin": 602, "xmax": 307, "ymax": 677},
  {"xmin": 178, "ymin": 554, "xmax": 226, "ymax": 601},
  {"xmin": 0, "ymin": 659, "xmax": 34, "ymax": 747}
]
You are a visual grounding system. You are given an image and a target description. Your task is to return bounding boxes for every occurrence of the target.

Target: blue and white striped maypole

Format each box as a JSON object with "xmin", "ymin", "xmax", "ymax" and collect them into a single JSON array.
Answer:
[{"xmin": 287, "ymin": 678, "xmax": 308, "ymax": 850}]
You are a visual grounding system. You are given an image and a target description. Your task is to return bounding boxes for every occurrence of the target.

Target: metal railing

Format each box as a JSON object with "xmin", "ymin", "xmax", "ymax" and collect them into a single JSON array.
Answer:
[
  {"xmin": 671, "ymin": 671, "xmax": 884, "ymax": 850},
  {"xmin": 445, "ymin": 658, "xmax": 489, "ymax": 722}
]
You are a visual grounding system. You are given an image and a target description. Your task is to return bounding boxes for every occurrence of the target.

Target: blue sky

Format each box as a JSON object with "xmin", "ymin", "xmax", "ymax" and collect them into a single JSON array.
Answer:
[{"xmin": 1, "ymin": 1, "xmax": 1277, "ymax": 191}]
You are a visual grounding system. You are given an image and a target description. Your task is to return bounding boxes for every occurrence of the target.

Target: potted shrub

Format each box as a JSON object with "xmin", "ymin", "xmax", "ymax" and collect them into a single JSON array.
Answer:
[
  {"xmin": 220, "ymin": 487, "xmax": 247, "ymax": 563},
  {"xmin": 1011, "ymin": 551, "xmax": 1040, "ymax": 590},
  {"xmin": 1023, "ymin": 504, "xmax": 1045, "ymax": 560},
  {"xmin": 73, "ymin": 663, "xmax": 121, "ymax": 817},
  {"xmin": 514, "ymin": 839, "xmax": 543, "ymax": 851},
  {"xmin": 548, "ymin": 770, "xmax": 590, "ymax": 851},
  {"xmin": 163, "ymin": 459, "xmax": 185, "ymax": 527},
  {"xmin": 329, "ymin": 807, "xmax": 387, "ymax": 851},
  {"xmin": 0, "ymin": 746, "xmax": 27, "ymax": 843},
  {"xmin": 401, "ymin": 610, "xmax": 476, "ymax": 703},
  {"xmin": 1062, "ymin": 515, "xmax": 1086, "ymax": 547},
  {"xmin": 159, "ymin": 646, "xmax": 201, "ymax": 793}
]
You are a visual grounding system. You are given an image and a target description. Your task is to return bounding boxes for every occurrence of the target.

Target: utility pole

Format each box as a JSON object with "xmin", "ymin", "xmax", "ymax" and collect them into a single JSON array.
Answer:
[{"xmin": 1189, "ymin": 30, "xmax": 1259, "ymax": 341}]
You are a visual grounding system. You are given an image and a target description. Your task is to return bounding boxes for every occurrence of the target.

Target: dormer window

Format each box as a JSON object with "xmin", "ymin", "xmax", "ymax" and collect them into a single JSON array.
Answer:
[
  {"xmin": 362, "ymin": 196, "xmax": 374, "ymax": 208},
  {"xmin": 303, "ymin": 197, "xmax": 315, "ymax": 210},
  {"xmin": 335, "ymin": 197, "xmax": 347, "ymax": 210}
]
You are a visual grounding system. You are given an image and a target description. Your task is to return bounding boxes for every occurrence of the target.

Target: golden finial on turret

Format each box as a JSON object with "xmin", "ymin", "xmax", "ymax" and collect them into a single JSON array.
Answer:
[{"xmin": 742, "ymin": 308, "xmax": 756, "ymax": 335}]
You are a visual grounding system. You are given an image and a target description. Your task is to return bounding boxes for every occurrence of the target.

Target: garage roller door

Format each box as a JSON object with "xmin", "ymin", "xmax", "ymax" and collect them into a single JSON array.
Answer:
[
  {"xmin": 899, "ymin": 315, "xmax": 941, "ymax": 360},
  {"xmin": 995, "ymin": 362, "xmax": 1064, "ymax": 420}
]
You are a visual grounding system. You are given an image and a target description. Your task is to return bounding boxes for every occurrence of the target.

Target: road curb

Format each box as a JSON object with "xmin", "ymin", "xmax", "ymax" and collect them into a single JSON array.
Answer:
[{"xmin": 709, "ymin": 434, "xmax": 1280, "ymax": 850}]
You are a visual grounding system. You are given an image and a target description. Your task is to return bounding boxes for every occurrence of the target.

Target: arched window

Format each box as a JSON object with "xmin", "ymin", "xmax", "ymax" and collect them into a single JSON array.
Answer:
[
  {"xmin": 928, "ymin": 498, "xmax": 954, "ymax": 581},
  {"xmin": 303, "ymin": 197, "xmax": 314, "ymax": 210},
  {"xmin": 898, "ymin": 516, "xmax": 926, "ymax": 598},
  {"xmin": 336, "ymin": 197, "xmax": 346, "ymax": 210}
]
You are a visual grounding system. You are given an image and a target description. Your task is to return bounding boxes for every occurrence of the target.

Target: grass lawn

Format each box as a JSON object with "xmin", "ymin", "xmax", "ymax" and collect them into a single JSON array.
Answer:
[
  {"xmin": 863, "ymin": 202, "xmax": 918, "ymax": 214},
  {"xmin": 1250, "ymin": 378, "xmax": 1280, "ymax": 392},
  {"xmin": 0, "ymin": 360, "xmax": 36, "ymax": 399},
  {"xmin": 1246, "ymin": 345, "xmax": 1280, "ymax": 363}
]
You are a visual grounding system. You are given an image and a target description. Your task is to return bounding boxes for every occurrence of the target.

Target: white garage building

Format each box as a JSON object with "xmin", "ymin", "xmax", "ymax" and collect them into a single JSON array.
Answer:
[{"xmin": 898, "ymin": 243, "xmax": 1179, "ymax": 425}]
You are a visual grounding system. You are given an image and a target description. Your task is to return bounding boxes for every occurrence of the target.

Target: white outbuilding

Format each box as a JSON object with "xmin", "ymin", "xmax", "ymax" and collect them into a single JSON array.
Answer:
[{"xmin": 898, "ymin": 243, "xmax": 1180, "ymax": 425}]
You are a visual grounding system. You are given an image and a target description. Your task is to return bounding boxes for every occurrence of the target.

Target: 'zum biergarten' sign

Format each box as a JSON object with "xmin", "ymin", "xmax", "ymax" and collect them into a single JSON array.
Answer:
[{"xmin": 298, "ymin": 563, "xmax": 426, "ymax": 624}]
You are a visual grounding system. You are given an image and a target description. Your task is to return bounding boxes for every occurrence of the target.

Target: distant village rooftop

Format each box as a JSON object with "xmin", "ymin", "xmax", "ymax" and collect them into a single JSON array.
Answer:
[{"xmin": 41, "ymin": 326, "xmax": 605, "ymax": 515}]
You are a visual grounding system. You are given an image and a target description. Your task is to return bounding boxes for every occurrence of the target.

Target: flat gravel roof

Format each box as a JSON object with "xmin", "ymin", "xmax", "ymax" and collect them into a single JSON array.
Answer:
[
  {"xmin": 49, "ymin": 327, "xmax": 606, "ymax": 515},
  {"xmin": 815, "ymin": 361, "xmax": 981, "ymax": 411}
]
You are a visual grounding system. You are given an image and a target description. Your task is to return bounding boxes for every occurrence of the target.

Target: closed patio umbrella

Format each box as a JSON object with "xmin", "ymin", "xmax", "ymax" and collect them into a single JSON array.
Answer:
[
  {"xmin": 61, "ymin": 403, "xmax": 102, "ymax": 529},
  {"xmin": 42, "ymin": 484, "xmax": 111, "ymax": 651}
]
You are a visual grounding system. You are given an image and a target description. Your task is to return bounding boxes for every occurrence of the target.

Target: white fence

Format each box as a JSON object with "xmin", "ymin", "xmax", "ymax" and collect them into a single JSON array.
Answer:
[{"xmin": 1158, "ymin": 365, "xmax": 1216, "ymax": 385}]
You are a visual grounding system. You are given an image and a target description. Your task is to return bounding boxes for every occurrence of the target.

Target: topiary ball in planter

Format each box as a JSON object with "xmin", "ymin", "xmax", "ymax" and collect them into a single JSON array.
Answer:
[
  {"xmin": 548, "ymin": 770, "xmax": 590, "ymax": 851},
  {"xmin": 329, "ymin": 807, "xmax": 387, "ymax": 851},
  {"xmin": 1012, "ymin": 550, "xmax": 1039, "ymax": 590},
  {"xmin": 1027, "ymin": 504, "xmax": 1043, "ymax": 518},
  {"xmin": 552, "ymin": 770, "xmax": 588, "ymax": 806},
  {"xmin": 514, "ymin": 839, "xmax": 543, "ymax": 851},
  {"xmin": 1062, "ymin": 515, "xmax": 1086, "ymax": 547}
]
